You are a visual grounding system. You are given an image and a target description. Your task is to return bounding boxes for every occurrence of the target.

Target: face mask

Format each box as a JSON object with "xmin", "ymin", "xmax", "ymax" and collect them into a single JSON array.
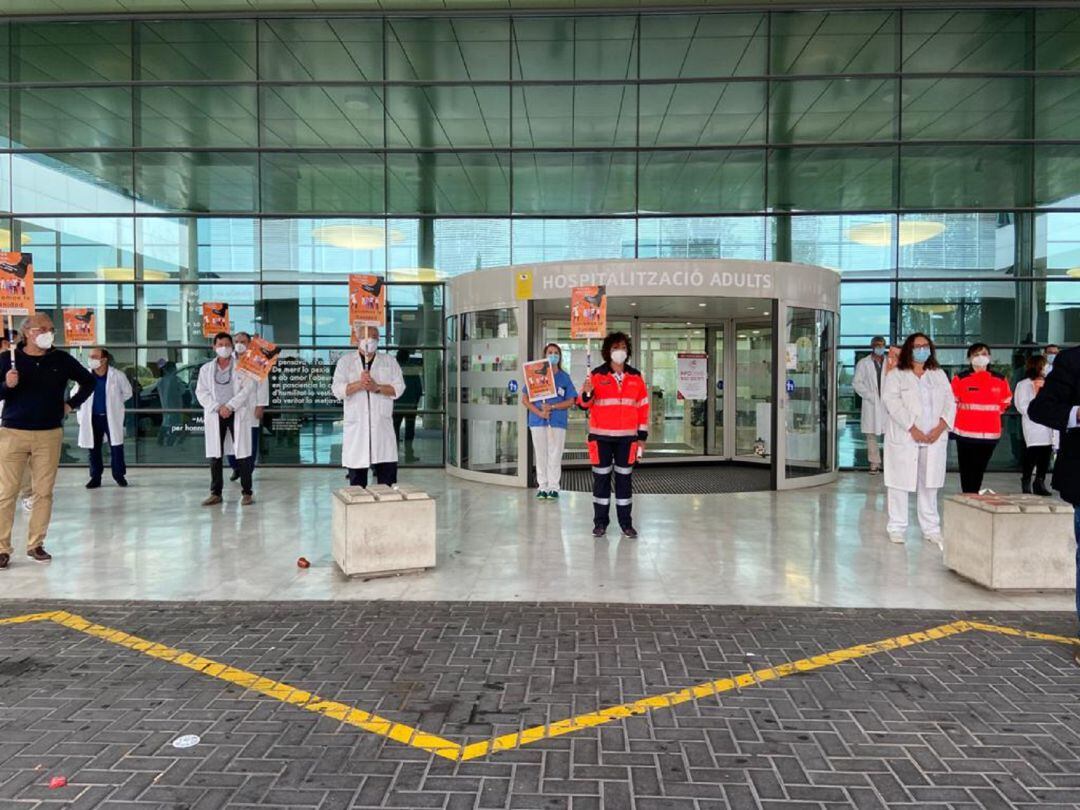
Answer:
[
  {"xmin": 873, "ymin": 346, "xmax": 886, "ymax": 357},
  {"xmin": 215, "ymin": 346, "xmax": 232, "ymax": 359},
  {"xmin": 912, "ymin": 347, "xmax": 931, "ymax": 364},
  {"xmin": 359, "ymin": 339, "xmax": 378, "ymax": 355},
  {"xmin": 1047, "ymin": 353, "xmax": 1057, "ymax": 365},
  {"xmin": 34, "ymin": 332, "xmax": 54, "ymax": 350},
  {"xmin": 88, "ymin": 358, "xmax": 102, "ymax": 370},
  {"xmin": 610, "ymin": 349, "xmax": 628, "ymax": 365},
  {"xmin": 234, "ymin": 343, "xmax": 247, "ymax": 355},
  {"xmin": 547, "ymin": 354, "xmax": 560, "ymax": 366},
  {"xmin": 971, "ymin": 355, "xmax": 990, "ymax": 370}
]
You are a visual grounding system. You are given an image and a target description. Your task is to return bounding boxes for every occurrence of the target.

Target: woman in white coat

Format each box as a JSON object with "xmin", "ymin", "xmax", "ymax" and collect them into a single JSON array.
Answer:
[
  {"xmin": 195, "ymin": 332, "xmax": 257, "ymax": 506},
  {"xmin": 77, "ymin": 347, "xmax": 133, "ymax": 488},
  {"xmin": 1014, "ymin": 354, "xmax": 1057, "ymax": 495},
  {"xmin": 881, "ymin": 332, "xmax": 957, "ymax": 547},
  {"xmin": 332, "ymin": 325, "xmax": 405, "ymax": 487},
  {"xmin": 852, "ymin": 335, "xmax": 889, "ymax": 474}
]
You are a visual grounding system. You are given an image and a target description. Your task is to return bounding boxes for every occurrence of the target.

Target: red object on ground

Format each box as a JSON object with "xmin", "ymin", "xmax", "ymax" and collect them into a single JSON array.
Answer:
[
  {"xmin": 297, "ymin": 557, "xmax": 310, "ymax": 569},
  {"xmin": 48, "ymin": 777, "xmax": 67, "ymax": 789}
]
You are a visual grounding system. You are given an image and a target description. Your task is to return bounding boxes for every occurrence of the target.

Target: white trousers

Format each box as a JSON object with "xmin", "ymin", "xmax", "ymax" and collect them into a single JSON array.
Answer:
[
  {"xmin": 530, "ymin": 426, "xmax": 567, "ymax": 492},
  {"xmin": 886, "ymin": 445, "xmax": 941, "ymax": 536},
  {"xmin": 865, "ymin": 433, "xmax": 882, "ymax": 468}
]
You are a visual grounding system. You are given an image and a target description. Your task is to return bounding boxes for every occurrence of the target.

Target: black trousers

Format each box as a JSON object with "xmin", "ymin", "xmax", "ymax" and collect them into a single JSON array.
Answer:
[
  {"xmin": 1022, "ymin": 445, "xmax": 1052, "ymax": 481},
  {"xmin": 393, "ymin": 413, "xmax": 416, "ymax": 443},
  {"xmin": 592, "ymin": 437, "xmax": 635, "ymax": 530},
  {"xmin": 348, "ymin": 462, "xmax": 398, "ymax": 487},
  {"xmin": 210, "ymin": 415, "xmax": 253, "ymax": 495},
  {"xmin": 955, "ymin": 437, "xmax": 998, "ymax": 493}
]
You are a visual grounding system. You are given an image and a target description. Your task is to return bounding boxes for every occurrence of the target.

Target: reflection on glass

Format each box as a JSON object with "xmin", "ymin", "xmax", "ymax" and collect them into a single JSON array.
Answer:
[
  {"xmin": 1035, "ymin": 146, "xmax": 1080, "ymax": 209},
  {"xmin": 14, "ymin": 87, "xmax": 133, "ymax": 149},
  {"xmin": 460, "ymin": 306, "xmax": 519, "ymax": 475},
  {"xmin": 791, "ymin": 214, "xmax": 894, "ymax": 279},
  {"xmin": 14, "ymin": 21, "xmax": 132, "ymax": 83},
  {"xmin": 901, "ymin": 145, "xmax": 1031, "ymax": 210},
  {"xmin": 769, "ymin": 147, "xmax": 896, "ymax": 211},
  {"xmin": 389, "ymin": 85, "xmax": 509, "ymax": 149},
  {"xmin": 512, "ymin": 219, "xmax": 635, "ymax": 263},
  {"xmin": 138, "ymin": 218, "xmax": 258, "ymax": 281},
  {"xmin": 639, "ymin": 151, "xmax": 764, "ymax": 213},
  {"xmin": 903, "ymin": 77, "xmax": 1030, "ymax": 141},
  {"xmin": 135, "ymin": 152, "xmax": 257, "ymax": 213},
  {"xmin": 839, "ymin": 282, "xmax": 891, "ymax": 345},
  {"xmin": 640, "ymin": 322, "xmax": 706, "ymax": 455},
  {"xmin": 137, "ymin": 20, "xmax": 256, "ymax": 81},
  {"xmin": 261, "ymin": 218, "xmax": 386, "ymax": 281},
  {"xmin": 898, "ymin": 213, "xmax": 1015, "ymax": 278},
  {"xmin": 513, "ymin": 16, "xmax": 637, "ymax": 81},
  {"xmin": 1036, "ymin": 212, "xmax": 1080, "ymax": 278},
  {"xmin": 898, "ymin": 280, "xmax": 1019, "ymax": 345},
  {"xmin": 513, "ymin": 85, "xmax": 636, "ymax": 149},
  {"xmin": 13, "ymin": 153, "xmax": 134, "ymax": 215},
  {"xmin": 261, "ymin": 152, "xmax": 383, "ymax": 215},
  {"xmin": 17, "ymin": 216, "xmax": 136, "ymax": 280},
  {"xmin": 387, "ymin": 153, "xmax": 509, "ymax": 215},
  {"xmin": 388, "ymin": 18, "xmax": 509, "ymax": 81},
  {"xmin": 734, "ymin": 322, "xmax": 772, "ymax": 460},
  {"xmin": 513, "ymin": 152, "xmax": 635, "ymax": 215},
  {"xmin": 137, "ymin": 85, "xmax": 258, "ymax": 149},
  {"xmin": 769, "ymin": 79, "xmax": 896, "ymax": 143},
  {"xmin": 638, "ymin": 217, "xmax": 767, "ymax": 260},
  {"xmin": 785, "ymin": 307, "xmax": 833, "ymax": 478},
  {"xmin": 640, "ymin": 14, "xmax": 766, "ymax": 79},
  {"xmin": 771, "ymin": 11, "xmax": 896, "ymax": 74},
  {"xmin": 902, "ymin": 10, "xmax": 1032, "ymax": 73},
  {"xmin": 259, "ymin": 19, "xmax": 383, "ymax": 81}
]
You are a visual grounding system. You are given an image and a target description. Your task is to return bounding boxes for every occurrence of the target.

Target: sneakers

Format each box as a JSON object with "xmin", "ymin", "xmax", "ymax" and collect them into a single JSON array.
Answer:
[
  {"xmin": 241, "ymin": 494, "xmax": 254, "ymax": 506},
  {"xmin": 550, "ymin": 491, "xmax": 560, "ymax": 499},
  {"xmin": 27, "ymin": 546, "xmax": 52, "ymax": 564},
  {"xmin": 0, "ymin": 553, "xmax": 8, "ymax": 570},
  {"xmin": 536, "ymin": 490, "xmax": 548, "ymax": 500},
  {"xmin": 86, "ymin": 479, "xmax": 101, "ymax": 489},
  {"xmin": 115, "ymin": 477, "xmax": 128, "ymax": 487},
  {"xmin": 621, "ymin": 526, "xmax": 639, "ymax": 539},
  {"xmin": 924, "ymin": 533, "xmax": 944, "ymax": 550},
  {"xmin": 202, "ymin": 494, "xmax": 223, "ymax": 506},
  {"xmin": 887, "ymin": 532, "xmax": 905, "ymax": 544},
  {"xmin": 978, "ymin": 488, "xmax": 996, "ymax": 495},
  {"xmin": 592, "ymin": 525, "xmax": 607, "ymax": 538}
]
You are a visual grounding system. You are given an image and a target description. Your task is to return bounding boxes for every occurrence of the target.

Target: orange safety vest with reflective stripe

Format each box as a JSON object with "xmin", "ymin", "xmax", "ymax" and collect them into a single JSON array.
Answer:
[
  {"xmin": 951, "ymin": 368, "xmax": 1011, "ymax": 440},
  {"xmin": 577, "ymin": 364, "xmax": 650, "ymax": 441}
]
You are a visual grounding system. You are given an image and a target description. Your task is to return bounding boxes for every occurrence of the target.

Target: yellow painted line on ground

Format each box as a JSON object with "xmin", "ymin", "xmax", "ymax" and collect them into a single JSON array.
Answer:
[{"xmin": 0, "ymin": 610, "xmax": 1076, "ymax": 761}]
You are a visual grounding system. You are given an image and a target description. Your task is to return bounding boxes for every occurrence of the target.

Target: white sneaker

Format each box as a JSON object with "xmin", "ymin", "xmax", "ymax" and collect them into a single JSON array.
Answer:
[
  {"xmin": 925, "ymin": 533, "xmax": 944, "ymax": 550},
  {"xmin": 978, "ymin": 488, "xmax": 996, "ymax": 495},
  {"xmin": 20, "ymin": 497, "xmax": 33, "ymax": 513},
  {"xmin": 887, "ymin": 532, "xmax": 905, "ymax": 544}
]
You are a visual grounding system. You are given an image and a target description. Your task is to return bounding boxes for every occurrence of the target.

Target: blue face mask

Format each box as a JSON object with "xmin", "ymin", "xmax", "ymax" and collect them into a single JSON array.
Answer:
[
  {"xmin": 547, "ymin": 354, "xmax": 560, "ymax": 366},
  {"xmin": 873, "ymin": 346, "xmax": 886, "ymax": 357},
  {"xmin": 1047, "ymin": 353, "xmax": 1057, "ymax": 365},
  {"xmin": 912, "ymin": 347, "xmax": 932, "ymax": 364}
]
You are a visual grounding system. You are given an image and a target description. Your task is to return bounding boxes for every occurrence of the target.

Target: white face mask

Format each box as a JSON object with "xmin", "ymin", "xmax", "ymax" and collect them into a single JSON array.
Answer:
[
  {"xmin": 359, "ymin": 338, "xmax": 378, "ymax": 355},
  {"xmin": 610, "ymin": 349, "xmax": 628, "ymax": 365},
  {"xmin": 88, "ymin": 358, "xmax": 102, "ymax": 370},
  {"xmin": 234, "ymin": 343, "xmax": 247, "ymax": 355},
  {"xmin": 971, "ymin": 355, "xmax": 990, "ymax": 370},
  {"xmin": 215, "ymin": 345, "xmax": 233, "ymax": 359},
  {"xmin": 33, "ymin": 331, "xmax": 54, "ymax": 350}
]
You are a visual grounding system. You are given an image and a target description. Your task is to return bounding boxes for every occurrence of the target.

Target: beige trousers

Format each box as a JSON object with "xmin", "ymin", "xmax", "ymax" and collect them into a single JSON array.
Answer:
[{"xmin": 0, "ymin": 427, "xmax": 62, "ymax": 554}]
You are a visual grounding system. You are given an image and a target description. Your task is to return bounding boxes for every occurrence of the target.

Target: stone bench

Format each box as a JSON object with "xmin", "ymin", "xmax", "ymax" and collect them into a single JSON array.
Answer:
[
  {"xmin": 331, "ymin": 485, "xmax": 436, "ymax": 578},
  {"xmin": 943, "ymin": 494, "xmax": 1075, "ymax": 590}
]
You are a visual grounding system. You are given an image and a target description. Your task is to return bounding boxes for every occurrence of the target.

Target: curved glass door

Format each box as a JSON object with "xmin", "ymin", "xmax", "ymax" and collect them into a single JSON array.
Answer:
[{"xmin": 780, "ymin": 306, "xmax": 836, "ymax": 485}]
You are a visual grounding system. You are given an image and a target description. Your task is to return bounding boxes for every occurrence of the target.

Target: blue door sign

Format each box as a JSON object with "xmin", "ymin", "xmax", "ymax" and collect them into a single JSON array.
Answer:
[
  {"xmin": 507, "ymin": 379, "xmax": 519, "ymax": 394},
  {"xmin": 785, "ymin": 379, "xmax": 796, "ymax": 394}
]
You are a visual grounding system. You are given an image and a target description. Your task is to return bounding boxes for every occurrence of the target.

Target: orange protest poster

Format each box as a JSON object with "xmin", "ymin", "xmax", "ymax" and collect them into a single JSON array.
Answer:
[
  {"xmin": 0, "ymin": 252, "xmax": 34, "ymax": 316},
  {"xmin": 236, "ymin": 335, "xmax": 281, "ymax": 382},
  {"xmin": 63, "ymin": 308, "xmax": 96, "ymax": 346},
  {"xmin": 349, "ymin": 274, "xmax": 386, "ymax": 334},
  {"xmin": 570, "ymin": 285, "xmax": 606, "ymax": 339},
  {"xmin": 202, "ymin": 302, "xmax": 229, "ymax": 338},
  {"xmin": 523, "ymin": 358, "xmax": 557, "ymax": 403}
]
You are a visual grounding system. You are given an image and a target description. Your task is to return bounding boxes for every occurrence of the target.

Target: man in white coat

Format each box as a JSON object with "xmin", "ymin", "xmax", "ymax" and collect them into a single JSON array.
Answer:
[
  {"xmin": 77, "ymin": 347, "xmax": 133, "ymax": 489},
  {"xmin": 331, "ymin": 325, "xmax": 405, "ymax": 487},
  {"xmin": 852, "ymin": 336, "xmax": 888, "ymax": 474},
  {"xmin": 227, "ymin": 331, "xmax": 269, "ymax": 482},
  {"xmin": 196, "ymin": 332, "xmax": 257, "ymax": 506}
]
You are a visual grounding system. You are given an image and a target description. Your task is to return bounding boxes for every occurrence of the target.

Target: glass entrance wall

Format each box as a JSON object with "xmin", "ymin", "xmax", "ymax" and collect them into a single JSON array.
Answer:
[
  {"xmin": 458, "ymin": 307, "xmax": 520, "ymax": 476},
  {"xmin": 640, "ymin": 322, "xmax": 706, "ymax": 455},
  {"xmin": 733, "ymin": 322, "xmax": 773, "ymax": 460},
  {"xmin": 784, "ymin": 307, "xmax": 836, "ymax": 479}
]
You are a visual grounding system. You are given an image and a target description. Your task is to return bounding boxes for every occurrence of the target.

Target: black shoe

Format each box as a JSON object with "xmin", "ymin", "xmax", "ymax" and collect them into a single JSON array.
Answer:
[
  {"xmin": 114, "ymin": 477, "xmax": 128, "ymax": 487},
  {"xmin": 592, "ymin": 525, "xmax": 607, "ymax": 538},
  {"xmin": 0, "ymin": 553, "xmax": 8, "ymax": 570},
  {"xmin": 621, "ymin": 526, "xmax": 639, "ymax": 539},
  {"xmin": 86, "ymin": 479, "xmax": 101, "ymax": 489},
  {"xmin": 27, "ymin": 546, "xmax": 52, "ymax": 564},
  {"xmin": 229, "ymin": 470, "xmax": 241, "ymax": 482},
  {"xmin": 1034, "ymin": 478, "xmax": 1053, "ymax": 497},
  {"xmin": 1021, "ymin": 477, "xmax": 1032, "ymax": 494}
]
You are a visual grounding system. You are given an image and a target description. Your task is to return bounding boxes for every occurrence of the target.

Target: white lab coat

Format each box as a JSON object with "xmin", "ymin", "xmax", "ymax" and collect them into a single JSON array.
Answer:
[
  {"xmin": 881, "ymin": 368, "xmax": 956, "ymax": 492},
  {"xmin": 195, "ymin": 359, "xmax": 257, "ymax": 459},
  {"xmin": 76, "ymin": 366, "xmax": 132, "ymax": 448},
  {"xmin": 331, "ymin": 351, "xmax": 405, "ymax": 469},
  {"xmin": 1014, "ymin": 377, "xmax": 1058, "ymax": 448},
  {"xmin": 852, "ymin": 354, "xmax": 888, "ymax": 435}
]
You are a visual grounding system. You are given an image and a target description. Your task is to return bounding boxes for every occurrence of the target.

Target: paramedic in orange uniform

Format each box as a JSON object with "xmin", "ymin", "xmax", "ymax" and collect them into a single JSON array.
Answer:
[
  {"xmin": 951, "ymin": 342, "xmax": 1012, "ymax": 493},
  {"xmin": 578, "ymin": 332, "xmax": 649, "ymax": 539}
]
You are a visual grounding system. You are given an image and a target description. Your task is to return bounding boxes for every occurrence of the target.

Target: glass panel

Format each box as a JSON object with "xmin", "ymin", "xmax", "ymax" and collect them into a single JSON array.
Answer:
[
  {"xmin": 640, "ymin": 14, "xmax": 766, "ymax": 79},
  {"xmin": 13, "ymin": 153, "xmax": 134, "ymax": 215},
  {"xmin": 16, "ymin": 216, "xmax": 135, "ymax": 280},
  {"xmin": 138, "ymin": 218, "xmax": 258, "ymax": 282},
  {"xmin": 512, "ymin": 152, "xmax": 635, "ymax": 215},
  {"xmin": 259, "ymin": 19, "xmax": 383, "ymax": 81},
  {"xmin": 638, "ymin": 150, "xmax": 764, "ymax": 214},
  {"xmin": 1036, "ymin": 10, "xmax": 1080, "ymax": 71},
  {"xmin": 137, "ymin": 85, "xmax": 258, "ymax": 149},
  {"xmin": 137, "ymin": 20, "xmax": 256, "ymax": 81},
  {"xmin": 638, "ymin": 217, "xmax": 767, "ymax": 260},
  {"xmin": 447, "ymin": 314, "xmax": 459, "ymax": 467},
  {"xmin": 734, "ymin": 321, "xmax": 772, "ymax": 460},
  {"xmin": 135, "ymin": 152, "xmax": 258, "ymax": 214},
  {"xmin": 47, "ymin": 283, "xmax": 138, "ymax": 343},
  {"xmin": 769, "ymin": 78, "xmax": 896, "ymax": 143},
  {"xmin": 261, "ymin": 152, "xmax": 383, "ymax": 215},
  {"xmin": 387, "ymin": 218, "xmax": 511, "ymax": 278},
  {"xmin": 791, "ymin": 214, "xmax": 894, "ymax": 279},
  {"xmin": 388, "ymin": 19, "xmax": 509, "ymax": 82},
  {"xmin": 900, "ymin": 145, "xmax": 1031, "ymax": 209},
  {"xmin": 1036, "ymin": 146, "xmax": 1080, "ymax": 209},
  {"xmin": 511, "ymin": 218, "xmax": 635, "ymax": 263},
  {"xmin": 513, "ymin": 85, "xmax": 636, "ymax": 149},
  {"xmin": 14, "ymin": 21, "xmax": 131, "ymax": 82},
  {"xmin": 839, "ymin": 282, "xmax": 892, "ymax": 344},
  {"xmin": 768, "ymin": 147, "xmax": 896, "ymax": 211},
  {"xmin": 261, "ymin": 86, "xmax": 384, "ymax": 150},
  {"xmin": 512, "ymin": 16, "xmax": 637, "ymax": 81},
  {"xmin": 388, "ymin": 85, "xmax": 510, "ymax": 149},
  {"xmin": 460, "ymin": 307, "xmax": 519, "ymax": 475},
  {"xmin": 785, "ymin": 308, "xmax": 833, "ymax": 478},
  {"xmin": 0, "ymin": 87, "xmax": 9, "ymax": 148},
  {"xmin": 14, "ymin": 87, "xmax": 133, "ymax": 149},
  {"xmin": 903, "ymin": 78, "xmax": 1030, "ymax": 141},
  {"xmin": 1036, "ymin": 78, "xmax": 1080, "ymax": 141},
  {"xmin": 898, "ymin": 213, "xmax": 1016, "ymax": 279},
  {"xmin": 261, "ymin": 218, "xmax": 386, "ymax": 282},
  {"xmin": 902, "ymin": 10, "xmax": 1032, "ymax": 73},
  {"xmin": 898, "ymin": 280, "xmax": 1021, "ymax": 345},
  {"xmin": 640, "ymin": 322, "xmax": 707, "ymax": 456},
  {"xmin": 712, "ymin": 327, "xmax": 724, "ymax": 456},
  {"xmin": 1036, "ymin": 212, "xmax": 1080, "ymax": 279},
  {"xmin": 772, "ymin": 11, "xmax": 897, "ymax": 74},
  {"xmin": 1037, "ymin": 281, "xmax": 1080, "ymax": 346},
  {"xmin": 388, "ymin": 152, "xmax": 509, "ymax": 215},
  {"xmin": 639, "ymin": 82, "xmax": 766, "ymax": 147}
]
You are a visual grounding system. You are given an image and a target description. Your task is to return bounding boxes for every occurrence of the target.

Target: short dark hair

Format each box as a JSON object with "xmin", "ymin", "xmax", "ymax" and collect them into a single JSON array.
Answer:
[
  {"xmin": 966, "ymin": 342, "xmax": 990, "ymax": 358},
  {"xmin": 897, "ymin": 332, "xmax": 939, "ymax": 371},
  {"xmin": 92, "ymin": 347, "xmax": 112, "ymax": 363},
  {"xmin": 1046, "ymin": 344, "xmax": 1060, "ymax": 353},
  {"xmin": 601, "ymin": 331, "xmax": 632, "ymax": 365},
  {"xmin": 1026, "ymin": 354, "xmax": 1048, "ymax": 380},
  {"xmin": 233, "ymin": 331, "xmax": 251, "ymax": 342},
  {"xmin": 870, "ymin": 336, "xmax": 886, "ymax": 346},
  {"xmin": 214, "ymin": 332, "xmax": 233, "ymax": 345}
]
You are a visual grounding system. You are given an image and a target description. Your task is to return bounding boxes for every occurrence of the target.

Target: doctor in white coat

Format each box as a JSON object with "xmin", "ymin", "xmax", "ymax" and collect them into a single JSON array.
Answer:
[
  {"xmin": 332, "ymin": 325, "xmax": 405, "ymax": 487},
  {"xmin": 77, "ymin": 347, "xmax": 133, "ymax": 489},
  {"xmin": 227, "ymin": 331, "xmax": 270, "ymax": 481},
  {"xmin": 881, "ymin": 332, "xmax": 956, "ymax": 548},
  {"xmin": 196, "ymin": 332, "xmax": 257, "ymax": 506},
  {"xmin": 852, "ymin": 335, "xmax": 889, "ymax": 474}
]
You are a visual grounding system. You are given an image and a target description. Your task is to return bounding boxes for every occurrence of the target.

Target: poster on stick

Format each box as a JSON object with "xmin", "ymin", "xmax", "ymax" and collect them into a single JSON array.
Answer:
[
  {"xmin": 0, "ymin": 252, "xmax": 34, "ymax": 316},
  {"xmin": 63, "ymin": 308, "xmax": 96, "ymax": 346},
  {"xmin": 676, "ymin": 352, "xmax": 708, "ymax": 400},
  {"xmin": 522, "ymin": 358, "xmax": 557, "ymax": 403},
  {"xmin": 201, "ymin": 302, "xmax": 229, "ymax": 337},
  {"xmin": 349, "ymin": 274, "xmax": 386, "ymax": 331},
  {"xmin": 236, "ymin": 335, "xmax": 281, "ymax": 381},
  {"xmin": 570, "ymin": 286, "xmax": 607, "ymax": 339}
]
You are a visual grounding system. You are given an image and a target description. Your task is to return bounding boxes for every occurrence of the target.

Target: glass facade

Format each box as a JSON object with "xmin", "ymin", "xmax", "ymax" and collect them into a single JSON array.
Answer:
[{"xmin": 0, "ymin": 9, "xmax": 1077, "ymax": 467}]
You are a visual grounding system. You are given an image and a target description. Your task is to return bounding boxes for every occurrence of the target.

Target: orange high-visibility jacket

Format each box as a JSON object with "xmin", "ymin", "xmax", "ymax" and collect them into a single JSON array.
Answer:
[
  {"xmin": 577, "ymin": 364, "xmax": 650, "ymax": 441},
  {"xmin": 951, "ymin": 368, "xmax": 1012, "ymax": 440}
]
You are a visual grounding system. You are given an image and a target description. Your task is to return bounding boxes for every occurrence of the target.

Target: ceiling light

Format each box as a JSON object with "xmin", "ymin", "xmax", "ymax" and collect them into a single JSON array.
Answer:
[
  {"xmin": 0, "ymin": 229, "xmax": 30, "ymax": 249},
  {"xmin": 911, "ymin": 303, "xmax": 957, "ymax": 315},
  {"xmin": 1067, "ymin": 267, "xmax": 1080, "ymax": 278},
  {"xmin": 747, "ymin": 306, "xmax": 755, "ymax": 310},
  {"xmin": 311, "ymin": 225, "xmax": 406, "ymax": 250},
  {"xmin": 630, "ymin": 302, "xmax": 637, "ymax": 307},
  {"xmin": 847, "ymin": 220, "xmax": 945, "ymax": 247},
  {"xmin": 764, "ymin": 311, "xmax": 770, "ymax": 316},
  {"xmin": 698, "ymin": 302, "xmax": 706, "ymax": 307},
  {"xmin": 388, "ymin": 266, "xmax": 443, "ymax": 283},
  {"xmin": 98, "ymin": 267, "xmax": 171, "ymax": 281}
]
